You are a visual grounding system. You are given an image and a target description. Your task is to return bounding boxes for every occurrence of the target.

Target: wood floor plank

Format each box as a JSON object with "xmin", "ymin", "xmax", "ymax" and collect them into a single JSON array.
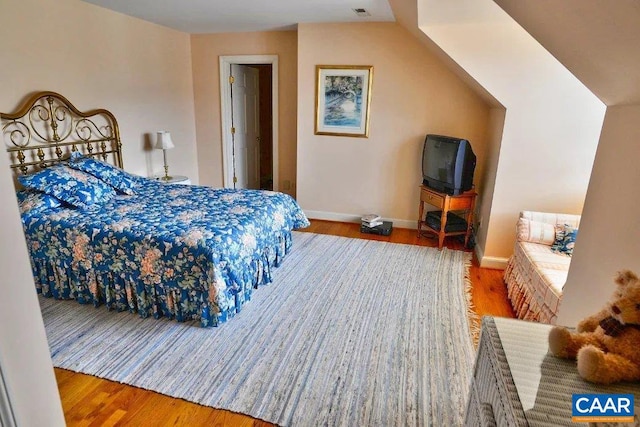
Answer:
[
  {"xmin": 86, "ymin": 381, "xmax": 154, "ymax": 427},
  {"xmin": 99, "ymin": 409, "xmax": 127, "ymax": 427},
  {"xmin": 54, "ymin": 219, "xmax": 515, "ymax": 426},
  {"xmin": 470, "ymin": 264, "xmax": 516, "ymax": 318}
]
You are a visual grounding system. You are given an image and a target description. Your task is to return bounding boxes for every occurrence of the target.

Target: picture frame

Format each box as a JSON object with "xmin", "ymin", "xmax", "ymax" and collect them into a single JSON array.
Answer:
[{"xmin": 315, "ymin": 65, "xmax": 373, "ymax": 137}]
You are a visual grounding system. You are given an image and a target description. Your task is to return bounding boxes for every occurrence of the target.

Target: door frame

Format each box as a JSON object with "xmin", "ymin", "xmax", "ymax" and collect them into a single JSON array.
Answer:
[{"xmin": 219, "ymin": 55, "xmax": 279, "ymax": 190}]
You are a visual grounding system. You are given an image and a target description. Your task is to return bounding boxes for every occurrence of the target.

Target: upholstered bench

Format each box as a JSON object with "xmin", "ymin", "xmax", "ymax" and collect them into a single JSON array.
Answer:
[{"xmin": 503, "ymin": 211, "xmax": 580, "ymax": 324}]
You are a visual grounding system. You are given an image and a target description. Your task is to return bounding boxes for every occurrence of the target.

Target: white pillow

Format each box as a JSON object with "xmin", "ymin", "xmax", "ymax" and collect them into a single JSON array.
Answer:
[{"xmin": 516, "ymin": 218, "xmax": 556, "ymax": 245}]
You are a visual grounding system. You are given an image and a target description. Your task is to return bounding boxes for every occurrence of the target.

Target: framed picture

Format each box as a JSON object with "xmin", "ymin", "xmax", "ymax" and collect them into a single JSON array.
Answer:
[{"xmin": 315, "ymin": 65, "xmax": 373, "ymax": 137}]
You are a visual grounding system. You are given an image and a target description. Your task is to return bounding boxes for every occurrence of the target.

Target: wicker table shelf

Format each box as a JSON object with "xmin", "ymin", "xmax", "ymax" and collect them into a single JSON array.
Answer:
[{"xmin": 465, "ymin": 317, "xmax": 640, "ymax": 426}]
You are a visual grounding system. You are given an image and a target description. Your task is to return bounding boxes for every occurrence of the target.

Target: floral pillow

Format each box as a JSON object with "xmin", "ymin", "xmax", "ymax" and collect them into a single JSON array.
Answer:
[
  {"xmin": 16, "ymin": 189, "xmax": 63, "ymax": 216},
  {"xmin": 18, "ymin": 164, "xmax": 116, "ymax": 209},
  {"xmin": 551, "ymin": 224, "xmax": 578, "ymax": 256},
  {"xmin": 68, "ymin": 152, "xmax": 138, "ymax": 195}
]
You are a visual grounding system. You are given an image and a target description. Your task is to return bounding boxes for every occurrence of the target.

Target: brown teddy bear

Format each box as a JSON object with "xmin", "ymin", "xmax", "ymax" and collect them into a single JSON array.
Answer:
[{"xmin": 548, "ymin": 269, "xmax": 640, "ymax": 384}]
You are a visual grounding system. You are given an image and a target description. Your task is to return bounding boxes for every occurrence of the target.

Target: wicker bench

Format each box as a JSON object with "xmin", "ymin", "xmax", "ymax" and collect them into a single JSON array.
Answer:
[{"xmin": 465, "ymin": 317, "xmax": 640, "ymax": 426}]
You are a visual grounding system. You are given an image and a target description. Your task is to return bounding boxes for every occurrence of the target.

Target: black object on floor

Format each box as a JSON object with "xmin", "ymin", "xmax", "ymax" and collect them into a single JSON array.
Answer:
[
  {"xmin": 425, "ymin": 211, "xmax": 468, "ymax": 232},
  {"xmin": 360, "ymin": 220, "xmax": 393, "ymax": 236}
]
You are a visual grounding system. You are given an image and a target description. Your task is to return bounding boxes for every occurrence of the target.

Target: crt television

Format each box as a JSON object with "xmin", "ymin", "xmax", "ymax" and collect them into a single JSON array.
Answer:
[{"xmin": 422, "ymin": 134, "xmax": 476, "ymax": 195}]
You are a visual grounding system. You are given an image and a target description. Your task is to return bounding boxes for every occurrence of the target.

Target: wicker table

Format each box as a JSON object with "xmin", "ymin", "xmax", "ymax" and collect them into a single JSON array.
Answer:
[{"xmin": 465, "ymin": 316, "xmax": 640, "ymax": 426}]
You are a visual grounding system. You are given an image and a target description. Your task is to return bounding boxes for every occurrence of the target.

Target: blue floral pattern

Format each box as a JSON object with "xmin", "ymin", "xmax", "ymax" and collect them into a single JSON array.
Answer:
[
  {"xmin": 16, "ymin": 189, "xmax": 63, "ymax": 218},
  {"xmin": 18, "ymin": 164, "xmax": 117, "ymax": 209},
  {"xmin": 551, "ymin": 224, "xmax": 578, "ymax": 256},
  {"xmin": 21, "ymin": 177, "xmax": 310, "ymax": 326},
  {"xmin": 69, "ymin": 153, "xmax": 138, "ymax": 195}
]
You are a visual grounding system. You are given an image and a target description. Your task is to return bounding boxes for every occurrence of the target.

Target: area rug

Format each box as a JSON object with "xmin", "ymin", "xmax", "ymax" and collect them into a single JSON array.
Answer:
[{"xmin": 41, "ymin": 232, "xmax": 477, "ymax": 426}]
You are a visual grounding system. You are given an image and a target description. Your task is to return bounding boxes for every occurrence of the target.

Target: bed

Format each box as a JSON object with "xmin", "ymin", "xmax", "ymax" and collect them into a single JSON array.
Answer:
[{"xmin": 2, "ymin": 91, "xmax": 309, "ymax": 326}]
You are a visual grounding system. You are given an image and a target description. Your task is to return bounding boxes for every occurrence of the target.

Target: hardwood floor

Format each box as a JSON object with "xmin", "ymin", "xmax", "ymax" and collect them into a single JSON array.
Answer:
[{"xmin": 54, "ymin": 220, "xmax": 514, "ymax": 426}]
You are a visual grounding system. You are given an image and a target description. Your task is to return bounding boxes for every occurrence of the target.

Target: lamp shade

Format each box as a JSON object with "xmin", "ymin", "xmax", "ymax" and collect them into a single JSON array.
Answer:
[{"xmin": 155, "ymin": 131, "xmax": 175, "ymax": 150}]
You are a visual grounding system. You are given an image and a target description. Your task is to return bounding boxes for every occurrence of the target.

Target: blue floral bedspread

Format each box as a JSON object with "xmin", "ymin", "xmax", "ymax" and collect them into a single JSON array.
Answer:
[{"xmin": 21, "ymin": 179, "xmax": 309, "ymax": 326}]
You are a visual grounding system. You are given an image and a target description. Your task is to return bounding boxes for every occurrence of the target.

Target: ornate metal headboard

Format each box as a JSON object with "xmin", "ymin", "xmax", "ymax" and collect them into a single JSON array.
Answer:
[{"xmin": 1, "ymin": 91, "xmax": 123, "ymax": 175}]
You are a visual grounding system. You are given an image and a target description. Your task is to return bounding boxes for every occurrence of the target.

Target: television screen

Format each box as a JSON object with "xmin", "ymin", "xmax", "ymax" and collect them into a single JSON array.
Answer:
[
  {"xmin": 424, "ymin": 139, "xmax": 459, "ymax": 183},
  {"xmin": 422, "ymin": 134, "xmax": 476, "ymax": 195}
]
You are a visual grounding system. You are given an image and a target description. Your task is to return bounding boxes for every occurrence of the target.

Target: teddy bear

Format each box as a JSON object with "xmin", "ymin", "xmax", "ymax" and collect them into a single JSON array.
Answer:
[{"xmin": 548, "ymin": 269, "xmax": 640, "ymax": 384}]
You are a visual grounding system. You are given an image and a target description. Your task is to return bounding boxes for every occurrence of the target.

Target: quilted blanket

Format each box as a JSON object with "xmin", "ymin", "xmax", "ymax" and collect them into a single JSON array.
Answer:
[{"xmin": 21, "ymin": 179, "xmax": 309, "ymax": 326}]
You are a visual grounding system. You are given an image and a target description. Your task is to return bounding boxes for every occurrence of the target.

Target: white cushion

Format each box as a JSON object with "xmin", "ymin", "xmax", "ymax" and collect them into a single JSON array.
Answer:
[{"xmin": 516, "ymin": 218, "xmax": 556, "ymax": 245}]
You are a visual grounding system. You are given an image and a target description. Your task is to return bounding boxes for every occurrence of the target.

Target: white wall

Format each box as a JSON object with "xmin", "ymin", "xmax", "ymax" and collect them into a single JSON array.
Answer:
[
  {"xmin": 296, "ymin": 22, "xmax": 490, "ymax": 226},
  {"xmin": 0, "ymin": 152, "xmax": 65, "ymax": 425},
  {"xmin": 474, "ymin": 107, "xmax": 505, "ymax": 267},
  {"xmin": 558, "ymin": 104, "xmax": 640, "ymax": 325},
  {"xmin": 417, "ymin": 0, "xmax": 606, "ymax": 265},
  {"xmin": 0, "ymin": 0, "xmax": 198, "ymax": 182}
]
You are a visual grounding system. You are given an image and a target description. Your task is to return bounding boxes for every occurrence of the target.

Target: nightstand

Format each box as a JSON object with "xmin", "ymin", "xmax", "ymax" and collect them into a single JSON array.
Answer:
[{"xmin": 154, "ymin": 175, "xmax": 191, "ymax": 185}]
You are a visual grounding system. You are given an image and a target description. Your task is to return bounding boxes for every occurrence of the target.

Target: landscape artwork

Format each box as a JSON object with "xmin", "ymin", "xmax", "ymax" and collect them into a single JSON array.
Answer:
[{"xmin": 315, "ymin": 65, "xmax": 373, "ymax": 137}]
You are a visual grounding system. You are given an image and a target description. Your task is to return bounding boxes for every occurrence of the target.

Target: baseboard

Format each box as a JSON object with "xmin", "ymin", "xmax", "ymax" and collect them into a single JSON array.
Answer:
[
  {"xmin": 482, "ymin": 257, "xmax": 509, "ymax": 269},
  {"xmin": 475, "ymin": 243, "xmax": 509, "ymax": 269},
  {"xmin": 306, "ymin": 210, "xmax": 510, "ymax": 268},
  {"xmin": 304, "ymin": 210, "xmax": 417, "ymax": 230}
]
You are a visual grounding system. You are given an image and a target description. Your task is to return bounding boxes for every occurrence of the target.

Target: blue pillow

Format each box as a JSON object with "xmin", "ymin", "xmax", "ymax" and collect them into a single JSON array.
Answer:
[
  {"xmin": 68, "ymin": 153, "xmax": 138, "ymax": 195},
  {"xmin": 551, "ymin": 224, "xmax": 578, "ymax": 256},
  {"xmin": 18, "ymin": 164, "xmax": 116, "ymax": 209},
  {"xmin": 16, "ymin": 189, "xmax": 63, "ymax": 216}
]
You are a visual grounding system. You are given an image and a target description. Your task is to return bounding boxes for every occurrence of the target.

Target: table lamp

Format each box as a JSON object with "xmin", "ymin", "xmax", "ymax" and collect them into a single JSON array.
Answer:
[{"xmin": 155, "ymin": 131, "xmax": 175, "ymax": 181}]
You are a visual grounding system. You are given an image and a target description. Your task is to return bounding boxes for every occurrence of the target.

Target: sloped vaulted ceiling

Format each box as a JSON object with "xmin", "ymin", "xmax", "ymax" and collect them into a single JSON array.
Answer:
[
  {"xmin": 388, "ymin": 0, "xmax": 500, "ymax": 107},
  {"xmin": 495, "ymin": 0, "xmax": 640, "ymax": 106}
]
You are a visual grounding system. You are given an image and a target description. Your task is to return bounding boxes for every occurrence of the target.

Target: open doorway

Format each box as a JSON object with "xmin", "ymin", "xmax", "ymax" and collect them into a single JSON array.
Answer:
[{"xmin": 219, "ymin": 55, "xmax": 278, "ymax": 191}]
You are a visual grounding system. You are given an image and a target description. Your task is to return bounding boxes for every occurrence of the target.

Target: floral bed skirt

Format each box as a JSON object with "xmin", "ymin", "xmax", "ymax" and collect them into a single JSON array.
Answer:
[{"xmin": 32, "ymin": 232, "xmax": 293, "ymax": 327}]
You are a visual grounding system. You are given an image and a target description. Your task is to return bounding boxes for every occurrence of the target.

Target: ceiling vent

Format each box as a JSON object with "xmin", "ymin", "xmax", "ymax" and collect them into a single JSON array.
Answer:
[{"xmin": 352, "ymin": 8, "xmax": 371, "ymax": 17}]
